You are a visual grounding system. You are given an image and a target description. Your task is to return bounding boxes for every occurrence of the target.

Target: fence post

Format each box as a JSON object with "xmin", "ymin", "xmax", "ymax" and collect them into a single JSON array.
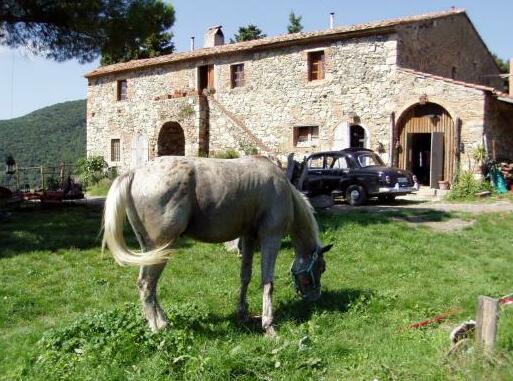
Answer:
[
  {"xmin": 475, "ymin": 295, "xmax": 498, "ymax": 352},
  {"xmin": 15, "ymin": 163, "xmax": 20, "ymax": 190},
  {"xmin": 40, "ymin": 165, "xmax": 44, "ymax": 190},
  {"xmin": 60, "ymin": 162, "xmax": 65, "ymax": 187}
]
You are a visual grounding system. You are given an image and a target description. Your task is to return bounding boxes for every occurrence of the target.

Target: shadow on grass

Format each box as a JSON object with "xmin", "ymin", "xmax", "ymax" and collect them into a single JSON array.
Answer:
[
  {"xmin": 0, "ymin": 205, "xmax": 194, "ymax": 259},
  {"xmin": 196, "ymin": 288, "xmax": 371, "ymax": 337},
  {"xmin": 317, "ymin": 207, "xmax": 454, "ymax": 230}
]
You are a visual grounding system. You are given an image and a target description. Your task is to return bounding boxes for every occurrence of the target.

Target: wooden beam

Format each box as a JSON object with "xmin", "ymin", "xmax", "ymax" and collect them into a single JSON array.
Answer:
[{"xmin": 475, "ymin": 295, "xmax": 498, "ymax": 351}]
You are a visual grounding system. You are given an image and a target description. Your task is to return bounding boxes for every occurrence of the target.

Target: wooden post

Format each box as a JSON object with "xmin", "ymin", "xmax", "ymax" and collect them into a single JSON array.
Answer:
[
  {"xmin": 475, "ymin": 295, "xmax": 498, "ymax": 351},
  {"xmin": 15, "ymin": 163, "xmax": 20, "ymax": 190},
  {"xmin": 60, "ymin": 162, "xmax": 65, "ymax": 187},
  {"xmin": 40, "ymin": 165, "xmax": 44, "ymax": 190}
]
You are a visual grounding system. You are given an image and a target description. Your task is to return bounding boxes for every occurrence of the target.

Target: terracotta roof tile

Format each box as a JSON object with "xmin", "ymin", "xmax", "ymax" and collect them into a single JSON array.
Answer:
[{"xmin": 85, "ymin": 8, "xmax": 465, "ymax": 78}]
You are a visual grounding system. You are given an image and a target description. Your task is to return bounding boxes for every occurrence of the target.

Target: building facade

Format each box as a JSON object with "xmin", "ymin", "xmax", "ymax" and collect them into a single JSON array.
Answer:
[{"xmin": 85, "ymin": 9, "xmax": 513, "ymax": 188}]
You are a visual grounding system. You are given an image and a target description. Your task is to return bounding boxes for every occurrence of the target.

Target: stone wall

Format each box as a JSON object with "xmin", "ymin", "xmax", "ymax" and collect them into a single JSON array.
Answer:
[
  {"xmin": 86, "ymin": 23, "xmax": 499, "ymax": 177},
  {"xmin": 87, "ymin": 33, "xmax": 401, "ymax": 171},
  {"xmin": 484, "ymin": 97, "xmax": 513, "ymax": 160},
  {"xmin": 397, "ymin": 14, "xmax": 503, "ymax": 90}
]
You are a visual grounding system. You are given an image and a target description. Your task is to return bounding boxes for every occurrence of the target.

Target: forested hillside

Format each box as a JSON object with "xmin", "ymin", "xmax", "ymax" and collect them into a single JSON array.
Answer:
[
  {"xmin": 0, "ymin": 100, "xmax": 86, "ymax": 166},
  {"xmin": 0, "ymin": 100, "xmax": 86, "ymax": 188}
]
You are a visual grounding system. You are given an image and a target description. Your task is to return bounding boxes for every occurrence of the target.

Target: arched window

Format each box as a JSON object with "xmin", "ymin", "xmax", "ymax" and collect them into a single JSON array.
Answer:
[{"xmin": 157, "ymin": 122, "xmax": 185, "ymax": 156}]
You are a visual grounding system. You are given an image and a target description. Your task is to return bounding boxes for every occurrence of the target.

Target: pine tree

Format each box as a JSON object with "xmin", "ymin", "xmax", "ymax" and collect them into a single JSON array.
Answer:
[
  {"xmin": 231, "ymin": 25, "xmax": 266, "ymax": 43},
  {"xmin": 287, "ymin": 11, "xmax": 303, "ymax": 34},
  {"xmin": 0, "ymin": 0, "xmax": 175, "ymax": 64}
]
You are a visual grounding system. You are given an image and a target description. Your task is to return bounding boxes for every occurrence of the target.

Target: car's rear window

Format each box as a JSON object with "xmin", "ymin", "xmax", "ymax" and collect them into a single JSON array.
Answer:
[{"xmin": 357, "ymin": 153, "xmax": 384, "ymax": 167}]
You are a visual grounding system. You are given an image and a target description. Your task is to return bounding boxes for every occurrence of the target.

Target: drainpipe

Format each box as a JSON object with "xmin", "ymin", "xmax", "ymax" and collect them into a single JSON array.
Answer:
[
  {"xmin": 190, "ymin": 36, "xmax": 195, "ymax": 52},
  {"xmin": 329, "ymin": 12, "xmax": 335, "ymax": 29}
]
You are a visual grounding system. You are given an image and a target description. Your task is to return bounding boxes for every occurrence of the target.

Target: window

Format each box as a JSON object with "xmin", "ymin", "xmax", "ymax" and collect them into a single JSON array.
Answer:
[
  {"xmin": 117, "ymin": 79, "xmax": 127, "ymax": 101},
  {"xmin": 231, "ymin": 64, "xmax": 245, "ymax": 88},
  {"xmin": 111, "ymin": 139, "xmax": 121, "ymax": 162},
  {"xmin": 308, "ymin": 156, "xmax": 325, "ymax": 169},
  {"xmin": 308, "ymin": 51, "xmax": 325, "ymax": 81},
  {"xmin": 294, "ymin": 126, "xmax": 319, "ymax": 147},
  {"xmin": 331, "ymin": 156, "xmax": 350, "ymax": 170}
]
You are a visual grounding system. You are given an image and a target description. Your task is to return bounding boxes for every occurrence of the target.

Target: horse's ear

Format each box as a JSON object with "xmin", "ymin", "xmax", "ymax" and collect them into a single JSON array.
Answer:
[{"xmin": 321, "ymin": 244, "xmax": 333, "ymax": 254}]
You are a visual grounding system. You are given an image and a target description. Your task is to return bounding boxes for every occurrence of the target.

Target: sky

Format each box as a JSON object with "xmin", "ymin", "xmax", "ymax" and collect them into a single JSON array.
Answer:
[{"xmin": 1, "ymin": 0, "xmax": 512, "ymax": 120}]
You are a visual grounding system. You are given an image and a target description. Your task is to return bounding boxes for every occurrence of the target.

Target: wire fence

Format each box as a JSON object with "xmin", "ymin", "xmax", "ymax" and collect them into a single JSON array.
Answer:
[{"xmin": 0, "ymin": 163, "xmax": 79, "ymax": 192}]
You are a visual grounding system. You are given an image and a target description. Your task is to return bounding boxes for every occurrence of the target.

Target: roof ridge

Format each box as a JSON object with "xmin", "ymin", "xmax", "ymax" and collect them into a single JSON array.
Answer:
[{"xmin": 85, "ymin": 8, "xmax": 465, "ymax": 78}]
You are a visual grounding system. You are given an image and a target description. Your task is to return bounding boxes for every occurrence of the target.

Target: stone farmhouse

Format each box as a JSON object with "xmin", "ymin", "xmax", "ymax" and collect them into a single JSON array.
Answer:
[{"xmin": 85, "ymin": 8, "xmax": 513, "ymax": 188}]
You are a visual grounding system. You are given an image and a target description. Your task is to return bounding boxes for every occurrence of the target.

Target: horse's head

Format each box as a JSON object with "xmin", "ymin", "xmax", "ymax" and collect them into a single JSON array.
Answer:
[{"xmin": 291, "ymin": 244, "xmax": 332, "ymax": 301}]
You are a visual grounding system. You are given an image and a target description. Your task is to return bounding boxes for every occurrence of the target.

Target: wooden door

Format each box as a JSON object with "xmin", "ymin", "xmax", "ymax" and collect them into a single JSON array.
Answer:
[
  {"xmin": 207, "ymin": 65, "xmax": 214, "ymax": 89},
  {"xmin": 398, "ymin": 103, "xmax": 454, "ymax": 183},
  {"xmin": 405, "ymin": 133, "xmax": 413, "ymax": 171},
  {"xmin": 430, "ymin": 132, "xmax": 444, "ymax": 188}
]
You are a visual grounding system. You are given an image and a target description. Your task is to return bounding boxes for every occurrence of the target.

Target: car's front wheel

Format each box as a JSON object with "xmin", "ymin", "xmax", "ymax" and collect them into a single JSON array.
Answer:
[{"xmin": 345, "ymin": 184, "xmax": 367, "ymax": 206}]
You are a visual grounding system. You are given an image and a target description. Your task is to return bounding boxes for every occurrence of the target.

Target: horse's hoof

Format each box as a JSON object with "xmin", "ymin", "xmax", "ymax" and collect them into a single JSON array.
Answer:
[
  {"xmin": 264, "ymin": 326, "xmax": 277, "ymax": 338},
  {"xmin": 237, "ymin": 311, "xmax": 250, "ymax": 323}
]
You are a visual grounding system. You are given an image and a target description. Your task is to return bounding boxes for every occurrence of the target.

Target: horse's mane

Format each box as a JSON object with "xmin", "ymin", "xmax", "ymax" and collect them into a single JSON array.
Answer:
[{"xmin": 289, "ymin": 185, "xmax": 320, "ymax": 247}]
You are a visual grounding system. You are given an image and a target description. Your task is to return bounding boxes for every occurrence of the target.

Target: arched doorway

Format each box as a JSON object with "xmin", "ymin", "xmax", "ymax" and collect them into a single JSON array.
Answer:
[
  {"xmin": 349, "ymin": 125, "xmax": 366, "ymax": 148},
  {"xmin": 397, "ymin": 102, "xmax": 454, "ymax": 188},
  {"xmin": 332, "ymin": 123, "xmax": 369, "ymax": 150},
  {"xmin": 157, "ymin": 122, "xmax": 185, "ymax": 156}
]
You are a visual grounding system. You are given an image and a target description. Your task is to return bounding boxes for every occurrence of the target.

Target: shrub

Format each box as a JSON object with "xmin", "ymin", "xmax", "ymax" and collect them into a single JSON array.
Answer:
[
  {"xmin": 213, "ymin": 149, "xmax": 240, "ymax": 159},
  {"xmin": 446, "ymin": 170, "xmax": 493, "ymax": 200},
  {"xmin": 239, "ymin": 141, "xmax": 259, "ymax": 156},
  {"xmin": 75, "ymin": 156, "xmax": 108, "ymax": 189}
]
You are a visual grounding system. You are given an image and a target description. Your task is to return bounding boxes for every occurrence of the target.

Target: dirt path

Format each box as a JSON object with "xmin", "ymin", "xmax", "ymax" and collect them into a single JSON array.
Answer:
[{"xmin": 329, "ymin": 199, "xmax": 513, "ymax": 215}]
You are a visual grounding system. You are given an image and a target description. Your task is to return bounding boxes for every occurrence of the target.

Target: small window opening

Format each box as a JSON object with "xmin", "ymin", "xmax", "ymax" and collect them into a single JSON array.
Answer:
[
  {"xmin": 117, "ymin": 80, "xmax": 127, "ymax": 101},
  {"xmin": 294, "ymin": 126, "xmax": 319, "ymax": 147},
  {"xmin": 111, "ymin": 139, "xmax": 121, "ymax": 162},
  {"xmin": 231, "ymin": 64, "xmax": 245, "ymax": 88},
  {"xmin": 308, "ymin": 51, "xmax": 325, "ymax": 81}
]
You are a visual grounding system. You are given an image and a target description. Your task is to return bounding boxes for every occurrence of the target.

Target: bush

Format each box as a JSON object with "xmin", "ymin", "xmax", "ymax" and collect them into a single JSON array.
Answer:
[
  {"xmin": 75, "ymin": 156, "xmax": 108, "ymax": 189},
  {"xmin": 446, "ymin": 170, "xmax": 493, "ymax": 200},
  {"xmin": 213, "ymin": 149, "xmax": 240, "ymax": 159},
  {"xmin": 25, "ymin": 303, "xmax": 210, "ymax": 380}
]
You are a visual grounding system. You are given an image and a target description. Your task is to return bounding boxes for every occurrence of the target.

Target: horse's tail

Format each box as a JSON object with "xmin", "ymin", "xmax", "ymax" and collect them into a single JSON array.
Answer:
[{"xmin": 102, "ymin": 173, "xmax": 171, "ymax": 266}]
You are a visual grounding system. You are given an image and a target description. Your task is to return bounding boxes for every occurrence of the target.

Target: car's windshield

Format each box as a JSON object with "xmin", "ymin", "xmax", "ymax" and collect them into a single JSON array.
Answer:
[{"xmin": 357, "ymin": 153, "xmax": 384, "ymax": 167}]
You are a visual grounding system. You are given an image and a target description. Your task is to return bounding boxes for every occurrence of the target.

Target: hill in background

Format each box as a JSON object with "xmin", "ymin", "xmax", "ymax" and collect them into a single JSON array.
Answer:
[{"xmin": 0, "ymin": 100, "xmax": 86, "ymax": 188}]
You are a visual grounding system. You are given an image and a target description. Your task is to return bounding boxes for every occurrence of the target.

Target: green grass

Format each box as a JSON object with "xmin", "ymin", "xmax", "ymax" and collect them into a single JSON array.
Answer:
[
  {"xmin": 1, "ymin": 205, "xmax": 513, "ymax": 380},
  {"xmin": 86, "ymin": 178, "xmax": 113, "ymax": 197}
]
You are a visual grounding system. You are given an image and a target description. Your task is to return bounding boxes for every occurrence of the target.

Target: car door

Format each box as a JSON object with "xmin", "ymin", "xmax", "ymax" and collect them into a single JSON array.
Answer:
[
  {"xmin": 331, "ymin": 155, "xmax": 351, "ymax": 190},
  {"xmin": 305, "ymin": 155, "xmax": 327, "ymax": 195}
]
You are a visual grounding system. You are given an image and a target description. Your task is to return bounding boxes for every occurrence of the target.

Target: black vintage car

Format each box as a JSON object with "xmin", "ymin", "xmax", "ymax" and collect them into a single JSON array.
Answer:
[{"xmin": 287, "ymin": 148, "xmax": 418, "ymax": 206}]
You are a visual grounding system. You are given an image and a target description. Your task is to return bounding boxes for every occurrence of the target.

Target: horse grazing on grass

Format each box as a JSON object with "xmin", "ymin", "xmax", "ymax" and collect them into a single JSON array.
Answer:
[{"xmin": 102, "ymin": 156, "xmax": 331, "ymax": 336}]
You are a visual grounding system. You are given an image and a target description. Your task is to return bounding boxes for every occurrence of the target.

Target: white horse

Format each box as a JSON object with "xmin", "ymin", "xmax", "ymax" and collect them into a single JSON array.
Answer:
[{"xmin": 102, "ymin": 156, "xmax": 331, "ymax": 336}]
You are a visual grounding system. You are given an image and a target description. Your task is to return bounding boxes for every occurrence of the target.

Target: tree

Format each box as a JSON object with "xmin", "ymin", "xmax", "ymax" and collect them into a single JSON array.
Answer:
[
  {"xmin": 287, "ymin": 11, "xmax": 303, "ymax": 34},
  {"xmin": 492, "ymin": 53, "xmax": 509, "ymax": 93},
  {"xmin": 0, "ymin": 1, "xmax": 175, "ymax": 65},
  {"xmin": 492, "ymin": 54, "xmax": 509, "ymax": 73},
  {"xmin": 231, "ymin": 24, "xmax": 266, "ymax": 43}
]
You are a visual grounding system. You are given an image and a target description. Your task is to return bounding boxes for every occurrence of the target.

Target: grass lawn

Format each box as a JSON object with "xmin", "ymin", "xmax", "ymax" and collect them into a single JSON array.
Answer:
[{"xmin": 1, "ymin": 204, "xmax": 512, "ymax": 380}]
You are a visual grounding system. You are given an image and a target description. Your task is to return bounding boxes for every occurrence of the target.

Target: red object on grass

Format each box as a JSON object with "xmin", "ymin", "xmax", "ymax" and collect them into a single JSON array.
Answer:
[{"xmin": 408, "ymin": 308, "xmax": 464, "ymax": 329}]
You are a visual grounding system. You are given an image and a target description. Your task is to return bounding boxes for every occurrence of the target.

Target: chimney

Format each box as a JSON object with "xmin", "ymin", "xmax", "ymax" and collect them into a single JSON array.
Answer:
[
  {"xmin": 510, "ymin": 58, "xmax": 513, "ymax": 96},
  {"xmin": 190, "ymin": 36, "xmax": 195, "ymax": 51},
  {"xmin": 204, "ymin": 25, "xmax": 224, "ymax": 48},
  {"xmin": 329, "ymin": 12, "xmax": 335, "ymax": 29}
]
